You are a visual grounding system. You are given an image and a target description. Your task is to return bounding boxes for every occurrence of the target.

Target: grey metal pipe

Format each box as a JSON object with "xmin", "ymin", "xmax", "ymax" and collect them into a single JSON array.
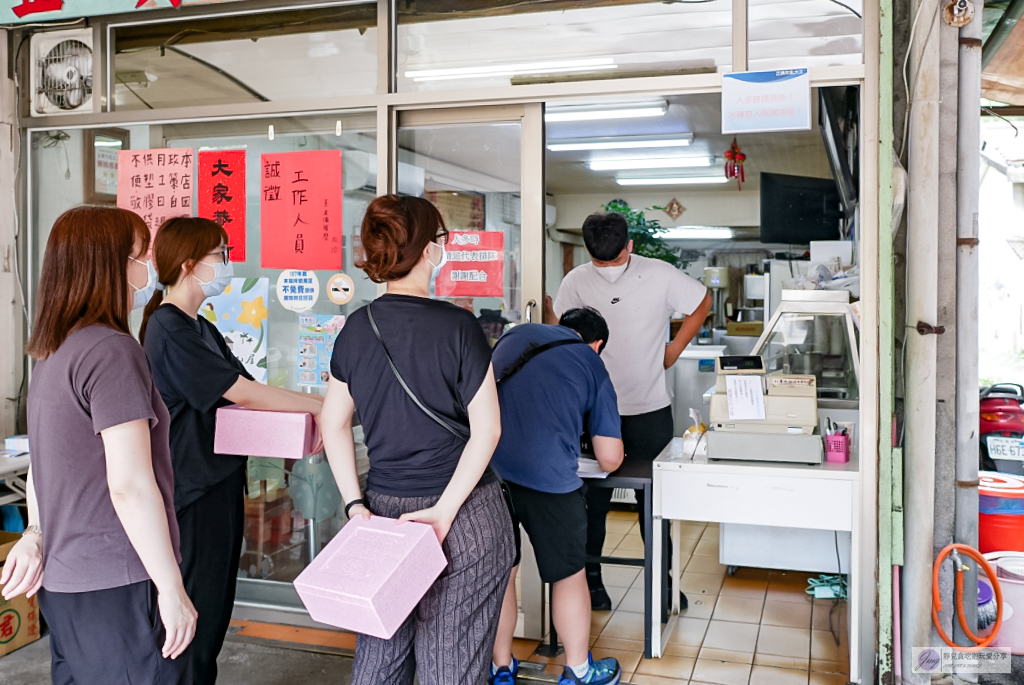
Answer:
[
  {"xmin": 902, "ymin": 0, "xmax": 943, "ymax": 679},
  {"xmin": 981, "ymin": 0, "xmax": 1024, "ymax": 68},
  {"xmin": 953, "ymin": 0, "xmax": 983, "ymax": 658}
]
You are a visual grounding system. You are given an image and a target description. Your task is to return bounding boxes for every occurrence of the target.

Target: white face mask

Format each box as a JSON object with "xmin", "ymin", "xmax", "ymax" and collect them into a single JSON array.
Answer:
[
  {"xmin": 193, "ymin": 259, "xmax": 234, "ymax": 298},
  {"xmin": 427, "ymin": 242, "xmax": 448, "ymax": 280},
  {"xmin": 130, "ymin": 258, "xmax": 158, "ymax": 311},
  {"xmin": 595, "ymin": 260, "xmax": 628, "ymax": 284}
]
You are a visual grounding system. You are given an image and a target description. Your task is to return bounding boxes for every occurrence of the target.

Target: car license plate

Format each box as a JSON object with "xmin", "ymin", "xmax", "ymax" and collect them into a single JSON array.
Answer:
[{"xmin": 987, "ymin": 436, "xmax": 1024, "ymax": 461}]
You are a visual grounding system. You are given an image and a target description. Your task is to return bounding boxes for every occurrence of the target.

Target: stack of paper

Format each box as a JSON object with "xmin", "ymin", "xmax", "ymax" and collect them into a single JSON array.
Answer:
[{"xmin": 577, "ymin": 457, "xmax": 610, "ymax": 479}]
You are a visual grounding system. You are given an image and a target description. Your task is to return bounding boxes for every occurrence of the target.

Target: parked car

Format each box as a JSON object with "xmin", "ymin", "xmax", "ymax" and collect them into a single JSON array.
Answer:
[{"xmin": 980, "ymin": 383, "xmax": 1024, "ymax": 473}]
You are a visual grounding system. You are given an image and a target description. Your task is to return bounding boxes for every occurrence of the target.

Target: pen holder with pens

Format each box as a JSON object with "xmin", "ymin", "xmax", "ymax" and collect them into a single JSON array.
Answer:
[{"xmin": 825, "ymin": 433, "xmax": 850, "ymax": 463}]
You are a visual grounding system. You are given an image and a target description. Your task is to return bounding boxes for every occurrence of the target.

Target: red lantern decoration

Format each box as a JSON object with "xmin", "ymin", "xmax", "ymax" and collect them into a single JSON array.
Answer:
[{"xmin": 724, "ymin": 137, "xmax": 746, "ymax": 189}]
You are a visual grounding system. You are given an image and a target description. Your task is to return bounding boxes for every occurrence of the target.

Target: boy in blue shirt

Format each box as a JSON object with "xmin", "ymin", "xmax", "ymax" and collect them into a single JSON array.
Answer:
[{"xmin": 489, "ymin": 308, "xmax": 625, "ymax": 685}]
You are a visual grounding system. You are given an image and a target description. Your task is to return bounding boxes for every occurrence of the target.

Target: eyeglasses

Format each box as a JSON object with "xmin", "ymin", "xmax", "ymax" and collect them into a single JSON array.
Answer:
[
  {"xmin": 435, "ymin": 230, "xmax": 449, "ymax": 246},
  {"xmin": 207, "ymin": 246, "xmax": 235, "ymax": 265}
]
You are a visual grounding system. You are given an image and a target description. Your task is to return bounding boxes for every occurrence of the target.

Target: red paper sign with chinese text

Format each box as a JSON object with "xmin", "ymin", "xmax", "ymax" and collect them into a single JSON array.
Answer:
[
  {"xmin": 198, "ymin": 150, "xmax": 247, "ymax": 261},
  {"xmin": 116, "ymin": 148, "xmax": 194, "ymax": 240},
  {"xmin": 260, "ymin": 150, "xmax": 343, "ymax": 270},
  {"xmin": 435, "ymin": 231, "xmax": 504, "ymax": 298}
]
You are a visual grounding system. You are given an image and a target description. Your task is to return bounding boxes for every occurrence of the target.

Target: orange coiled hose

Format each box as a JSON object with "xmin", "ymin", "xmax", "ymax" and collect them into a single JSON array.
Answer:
[{"xmin": 931, "ymin": 543, "xmax": 1003, "ymax": 651}]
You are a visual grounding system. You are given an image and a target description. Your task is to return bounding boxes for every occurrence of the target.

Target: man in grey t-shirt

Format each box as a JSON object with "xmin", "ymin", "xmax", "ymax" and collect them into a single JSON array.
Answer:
[{"xmin": 549, "ymin": 212, "xmax": 712, "ymax": 609}]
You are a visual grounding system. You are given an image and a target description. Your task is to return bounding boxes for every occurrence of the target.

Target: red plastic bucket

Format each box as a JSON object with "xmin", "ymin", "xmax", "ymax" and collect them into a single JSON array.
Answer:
[{"xmin": 979, "ymin": 472, "xmax": 1024, "ymax": 553}]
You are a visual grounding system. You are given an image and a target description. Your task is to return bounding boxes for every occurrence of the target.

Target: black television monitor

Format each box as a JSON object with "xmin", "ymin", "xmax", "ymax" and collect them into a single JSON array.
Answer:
[{"xmin": 759, "ymin": 172, "xmax": 843, "ymax": 245}]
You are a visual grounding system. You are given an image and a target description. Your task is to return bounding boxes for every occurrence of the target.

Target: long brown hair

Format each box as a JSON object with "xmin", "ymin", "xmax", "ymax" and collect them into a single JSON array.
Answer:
[
  {"xmin": 27, "ymin": 206, "xmax": 150, "ymax": 360},
  {"xmin": 140, "ymin": 216, "xmax": 228, "ymax": 343},
  {"xmin": 357, "ymin": 195, "xmax": 447, "ymax": 283}
]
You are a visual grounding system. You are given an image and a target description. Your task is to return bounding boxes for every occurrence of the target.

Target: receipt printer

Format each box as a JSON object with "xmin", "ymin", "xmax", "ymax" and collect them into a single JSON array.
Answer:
[{"xmin": 709, "ymin": 356, "xmax": 818, "ymax": 435}]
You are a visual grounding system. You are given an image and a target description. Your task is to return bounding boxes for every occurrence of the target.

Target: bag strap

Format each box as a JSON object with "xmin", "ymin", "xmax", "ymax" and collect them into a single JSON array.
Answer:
[
  {"xmin": 494, "ymin": 337, "xmax": 586, "ymax": 384},
  {"xmin": 367, "ymin": 302, "xmax": 469, "ymax": 442}
]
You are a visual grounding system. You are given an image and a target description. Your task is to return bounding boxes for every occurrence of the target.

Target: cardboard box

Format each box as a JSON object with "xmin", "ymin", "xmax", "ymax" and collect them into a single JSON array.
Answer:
[
  {"xmin": 0, "ymin": 532, "xmax": 41, "ymax": 657},
  {"xmin": 726, "ymin": 321, "xmax": 764, "ymax": 337},
  {"xmin": 294, "ymin": 516, "xmax": 447, "ymax": 639},
  {"xmin": 214, "ymin": 406, "xmax": 317, "ymax": 460}
]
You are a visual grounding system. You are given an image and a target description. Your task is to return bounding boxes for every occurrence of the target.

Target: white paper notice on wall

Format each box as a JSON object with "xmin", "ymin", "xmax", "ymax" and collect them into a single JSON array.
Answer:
[
  {"xmin": 721, "ymin": 68, "xmax": 811, "ymax": 135},
  {"xmin": 725, "ymin": 375, "xmax": 766, "ymax": 421}
]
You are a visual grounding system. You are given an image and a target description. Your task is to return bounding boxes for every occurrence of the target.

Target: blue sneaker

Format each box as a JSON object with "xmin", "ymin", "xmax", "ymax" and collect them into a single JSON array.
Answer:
[
  {"xmin": 489, "ymin": 657, "xmax": 518, "ymax": 684},
  {"xmin": 559, "ymin": 653, "xmax": 621, "ymax": 685}
]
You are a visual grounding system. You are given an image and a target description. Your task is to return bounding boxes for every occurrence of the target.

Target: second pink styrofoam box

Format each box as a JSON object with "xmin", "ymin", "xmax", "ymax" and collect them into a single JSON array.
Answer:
[
  {"xmin": 213, "ymin": 406, "xmax": 317, "ymax": 460},
  {"xmin": 293, "ymin": 516, "xmax": 447, "ymax": 639}
]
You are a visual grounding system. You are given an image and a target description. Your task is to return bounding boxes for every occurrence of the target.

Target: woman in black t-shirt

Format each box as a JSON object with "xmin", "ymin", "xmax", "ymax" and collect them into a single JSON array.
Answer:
[
  {"xmin": 140, "ymin": 217, "xmax": 325, "ymax": 685},
  {"xmin": 322, "ymin": 195, "xmax": 514, "ymax": 685}
]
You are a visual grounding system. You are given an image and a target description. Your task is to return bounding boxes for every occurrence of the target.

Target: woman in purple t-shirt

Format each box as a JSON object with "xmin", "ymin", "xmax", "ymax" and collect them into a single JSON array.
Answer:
[{"xmin": 1, "ymin": 206, "xmax": 197, "ymax": 684}]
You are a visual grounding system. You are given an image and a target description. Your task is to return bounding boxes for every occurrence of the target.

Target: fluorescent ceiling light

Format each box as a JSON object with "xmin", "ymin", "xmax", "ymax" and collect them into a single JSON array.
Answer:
[
  {"xmin": 406, "ymin": 58, "xmax": 615, "ymax": 82},
  {"xmin": 661, "ymin": 227, "xmax": 734, "ymax": 240},
  {"xmin": 545, "ymin": 101, "xmax": 668, "ymax": 122},
  {"xmin": 589, "ymin": 156, "xmax": 713, "ymax": 171},
  {"xmin": 617, "ymin": 175, "xmax": 729, "ymax": 186},
  {"xmin": 547, "ymin": 134, "xmax": 693, "ymax": 151}
]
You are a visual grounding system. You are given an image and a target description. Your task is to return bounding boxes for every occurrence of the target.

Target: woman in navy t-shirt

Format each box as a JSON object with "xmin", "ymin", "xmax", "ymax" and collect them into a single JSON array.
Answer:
[{"xmin": 321, "ymin": 195, "xmax": 514, "ymax": 685}]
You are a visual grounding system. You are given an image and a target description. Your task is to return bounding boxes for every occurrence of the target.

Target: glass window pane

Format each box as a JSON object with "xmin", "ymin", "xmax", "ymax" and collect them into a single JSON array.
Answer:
[
  {"xmin": 748, "ymin": 0, "xmax": 864, "ymax": 71},
  {"xmin": 31, "ymin": 112, "xmax": 377, "ymax": 585},
  {"xmin": 398, "ymin": 0, "xmax": 732, "ymax": 93},
  {"xmin": 112, "ymin": 5, "xmax": 377, "ymax": 111},
  {"xmin": 397, "ymin": 119, "xmax": 523, "ymax": 343}
]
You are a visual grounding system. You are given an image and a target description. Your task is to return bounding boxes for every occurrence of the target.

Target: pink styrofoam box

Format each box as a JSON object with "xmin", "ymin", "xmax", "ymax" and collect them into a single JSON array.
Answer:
[
  {"xmin": 293, "ymin": 516, "xmax": 447, "ymax": 639},
  {"xmin": 213, "ymin": 406, "xmax": 317, "ymax": 460}
]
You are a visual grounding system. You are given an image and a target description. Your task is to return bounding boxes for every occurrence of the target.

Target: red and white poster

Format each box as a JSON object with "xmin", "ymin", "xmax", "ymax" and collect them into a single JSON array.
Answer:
[
  {"xmin": 260, "ymin": 150, "xmax": 343, "ymax": 270},
  {"xmin": 117, "ymin": 148, "xmax": 194, "ymax": 239},
  {"xmin": 436, "ymin": 231, "xmax": 504, "ymax": 298},
  {"xmin": 198, "ymin": 150, "xmax": 247, "ymax": 261}
]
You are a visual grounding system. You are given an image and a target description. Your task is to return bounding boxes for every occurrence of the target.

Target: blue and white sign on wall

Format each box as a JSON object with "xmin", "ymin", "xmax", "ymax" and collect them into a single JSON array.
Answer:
[{"xmin": 721, "ymin": 68, "xmax": 811, "ymax": 135}]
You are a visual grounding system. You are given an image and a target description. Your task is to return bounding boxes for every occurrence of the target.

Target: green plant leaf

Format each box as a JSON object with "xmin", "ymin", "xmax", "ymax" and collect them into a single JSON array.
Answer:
[
  {"xmin": 241, "ymin": 277, "xmax": 260, "ymax": 293},
  {"xmin": 253, "ymin": 323, "xmax": 265, "ymax": 354},
  {"xmin": 256, "ymin": 357, "xmax": 267, "ymax": 369},
  {"xmin": 602, "ymin": 200, "xmax": 680, "ymax": 267}
]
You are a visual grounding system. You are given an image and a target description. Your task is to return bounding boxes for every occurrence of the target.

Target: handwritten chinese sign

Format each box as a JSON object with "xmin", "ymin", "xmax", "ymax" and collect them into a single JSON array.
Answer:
[
  {"xmin": 198, "ymin": 150, "xmax": 246, "ymax": 261},
  {"xmin": 116, "ymin": 148, "xmax": 194, "ymax": 238},
  {"xmin": 722, "ymin": 69, "xmax": 810, "ymax": 135},
  {"xmin": 260, "ymin": 150, "xmax": 343, "ymax": 270},
  {"xmin": 436, "ymin": 231, "xmax": 504, "ymax": 298}
]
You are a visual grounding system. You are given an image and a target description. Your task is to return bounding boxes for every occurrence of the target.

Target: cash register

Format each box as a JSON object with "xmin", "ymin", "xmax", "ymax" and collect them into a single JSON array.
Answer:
[{"xmin": 707, "ymin": 355, "xmax": 825, "ymax": 464}]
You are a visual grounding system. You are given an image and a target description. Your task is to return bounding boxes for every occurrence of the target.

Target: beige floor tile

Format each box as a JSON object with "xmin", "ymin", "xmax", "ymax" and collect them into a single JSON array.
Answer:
[
  {"xmin": 600, "ymin": 610, "xmax": 647, "ymax": 641},
  {"xmin": 678, "ymin": 537, "xmax": 701, "ymax": 556},
  {"xmin": 748, "ymin": 665, "xmax": 810, "ymax": 685},
  {"xmin": 591, "ymin": 609, "xmax": 614, "ymax": 635},
  {"xmin": 809, "ymin": 672, "xmax": 850, "ymax": 685},
  {"xmin": 720, "ymin": 577, "xmax": 769, "ymax": 600},
  {"xmin": 634, "ymin": 655, "xmax": 696, "ymax": 679},
  {"xmin": 686, "ymin": 555, "xmax": 729, "ymax": 577},
  {"xmin": 811, "ymin": 599, "xmax": 848, "ymax": 633},
  {"xmin": 698, "ymin": 646, "xmax": 753, "ymax": 664},
  {"xmin": 609, "ymin": 510, "xmax": 639, "ymax": 521},
  {"xmin": 756, "ymin": 626, "xmax": 811, "ymax": 659},
  {"xmin": 618, "ymin": 587, "xmax": 646, "ymax": 614},
  {"xmin": 765, "ymin": 584, "xmax": 814, "ymax": 605},
  {"xmin": 617, "ymin": 535, "xmax": 648, "ymax": 552},
  {"xmin": 681, "ymin": 572, "xmax": 726, "ymax": 598},
  {"xmin": 754, "ymin": 652, "xmax": 811, "ymax": 670},
  {"xmin": 612, "ymin": 545, "xmax": 645, "ymax": 560},
  {"xmin": 593, "ymin": 636, "xmax": 644, "ymax": 653},
  {"xmin": 809, "ymin": 660, "xmax": 849, "ymax": 676},
  {"xmin": 608, "ymin": 585, "xmax": 629, "ymax": 610},
  {"xmin": 695, "ymin": 537, "xmax": 720, "ymax": 557},
  {"xmin": 629, "ymin": 675, "xmax": 690, "ymax": 685},
  {"xmin": 769, "ymin": 571, "xmax": 813, "ymax": 586},
  {"xmin": 664, "ymin": 642, "xmax": 702, "ymax": 658},
  {"xmin": 603, "ymin": 534, "xmax": 625, "ymax": 553},
  {"xmin": 604, "ymin": 565, "xmax": 642, "ymax": 588},
  {"xmin": 590, "ymin": 646, "xmax": 642, "ymax": 676},
  {"xmin": 702, "ymin": 619, "xmax": 760, "ymax": 654},
  {"xmin": 762, "ymin": 600, "xmax": 813, "ymax": 629},
  {"xmin": 607, "ymin": 518, "xmax": 637, "ymax": 534},
  {"xmin": 666, "ymin": 616, "xmax": 709, "ymax": 646},
  {"xmin": 691, "ymin": 658, "xmax": 752, "ymax": 685},
  {"xmin": 680, "ymin": 594, "xmax": 717, "ymax": 620},
  {"xmin": 810, "ymin": 630, "xmax": 849, "ymax": 665},
  {"xmin": 525, "ymin": 650, "xmax": 566, "ymax": 666},
  {"xmin": 712, "ymin": 595, "xmax": 765, "ymax": 624},
  {"xmin": 510, "ymin": 639, "xmax": 539, "ymax": 662}
]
